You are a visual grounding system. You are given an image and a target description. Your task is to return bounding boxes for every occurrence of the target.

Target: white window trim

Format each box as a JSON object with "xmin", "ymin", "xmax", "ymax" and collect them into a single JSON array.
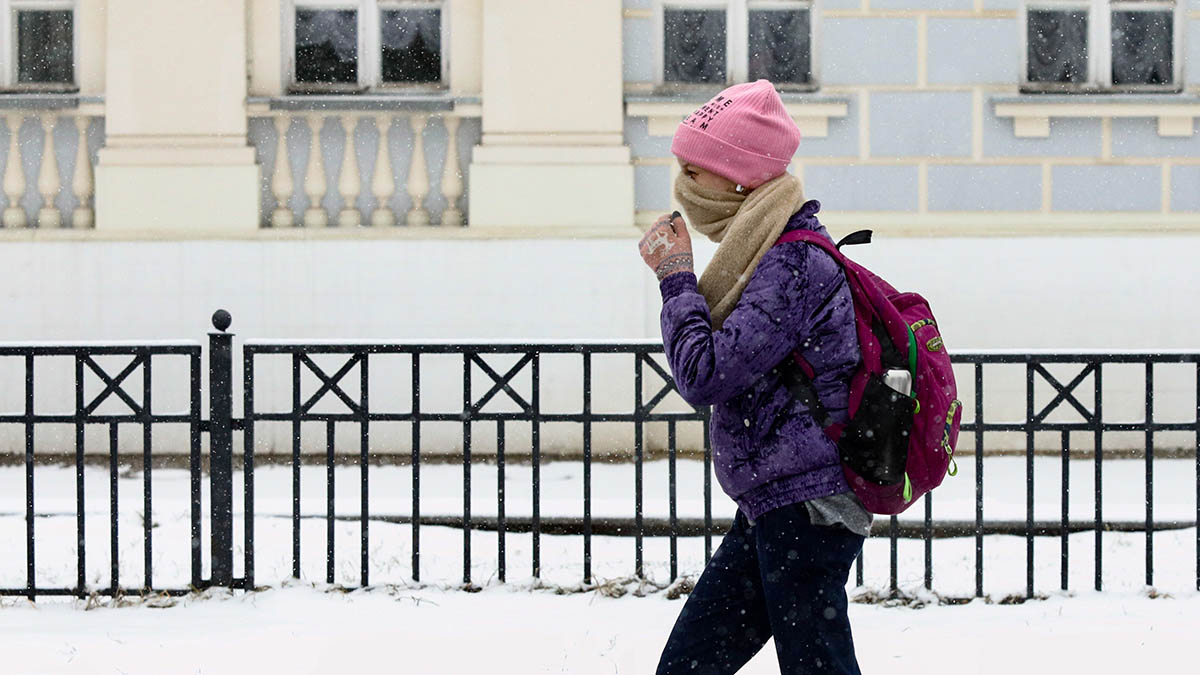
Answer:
[
  {"xmin": 1019, "ymin": 0, "xmax": 1184, "ymax": 94},
  {"xmin": 627, "ymin": 96, "xmax": 848, "ymax": 139},
  {"xmin": 652, "ymin": 0, "xmax": 819, "ymax": 92},
  {"xmin": 2, "ymin": 0, "xmax": 78, "ymax": 92},
  {"xmin": 993, "ymin": 93, "xmax": 1200, "ymax": 137},
  {"xmin": 284, "ymin": 0, "xmax": 449, "ymax": 94}
]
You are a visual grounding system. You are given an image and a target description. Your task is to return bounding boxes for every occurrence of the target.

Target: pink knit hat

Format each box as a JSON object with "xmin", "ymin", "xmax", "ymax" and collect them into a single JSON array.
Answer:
[{"xmin": 671, "ymin": 80, "xmax": 801, "ymax": 190}]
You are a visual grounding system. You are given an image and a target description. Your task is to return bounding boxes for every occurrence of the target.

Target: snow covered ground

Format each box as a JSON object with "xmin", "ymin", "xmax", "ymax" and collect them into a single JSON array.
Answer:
[
  {"xmin": 1, "ymin": 584, "xmax": 1197, "ymax": 674},
  {"xmin": 1, "ymin": 456, "xmax": 1196, "ymax": 597},
  {"xmin": 0, "ymin": 457, "xmax": 1197, "ymax": 673}
]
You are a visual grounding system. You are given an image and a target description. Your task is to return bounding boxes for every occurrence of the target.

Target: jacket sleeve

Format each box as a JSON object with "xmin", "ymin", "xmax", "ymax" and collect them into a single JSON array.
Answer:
[{"xmin": 658, "ymin": 244, "xmax": 825, "ymax": 406}]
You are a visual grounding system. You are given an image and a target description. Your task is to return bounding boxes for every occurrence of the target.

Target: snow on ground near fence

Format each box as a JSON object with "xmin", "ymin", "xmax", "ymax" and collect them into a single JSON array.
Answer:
[
  {"xmin": 1, "ymin": 457, "xmax": 1196, "ymax": 597},
  {"xmin": 1, "ymin": 586, "xmax": 1198, "ymax": 674}
]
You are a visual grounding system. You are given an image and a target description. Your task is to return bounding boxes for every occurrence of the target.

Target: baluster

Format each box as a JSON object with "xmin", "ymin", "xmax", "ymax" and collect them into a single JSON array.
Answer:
[
  {"xmin": 3, "ymin": 114, "xmax": 25, "ymax": 228},
  {"xmin": 71, "ymin": 116, "xmax": 93, "ymax": 228},
  {"xmin": 337, "ymin": 116, "xmax": 361, "ymax": 227},
  {"xmin": 270, "ymin": 116, "xmax": 294, "ymax": 228},
  {"xmin": 37, "ymin": 114, "xmax": 61, "ymax": 228},
  {"xmin": 406, "ymin": 114, "xmax": 430, "ymax": 226},
  {"xmin": 370, "ymin": 115, "xmax": 395, "ymax": 227},
  {"xmin": 441, "ymin": 116, "xmax": 463, "ymax": 226},
  {"xmin": 303, "ymin": 115, "xmax": 328, "ymax": 228}
]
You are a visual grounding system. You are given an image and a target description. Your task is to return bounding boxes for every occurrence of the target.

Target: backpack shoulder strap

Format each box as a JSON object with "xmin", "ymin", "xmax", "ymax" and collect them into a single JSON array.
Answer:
[
  {"xmin": 772, "ymin": 228, "xmax": 879, "ymax": 434},
  {"xmin": 771, "ymin": 230, "xmax": 849, "ymax": 432},
  {"xmin": 773, "ymin": 228, "xmax": 840, "ymax": 255},
  {"xmin": 773, "ymin": 229, "xmax": 860, "ymax": 301},
  {"xmin": 836, "ymin": 230, "xmax": 873, "ymax": 249},
  {"xmin": 774, "ymin": 228, "xmax": 873, "ymax": 255},
  {"xmin": 773, "ymin": 229, "xmax": 875, "ymax": 310}
]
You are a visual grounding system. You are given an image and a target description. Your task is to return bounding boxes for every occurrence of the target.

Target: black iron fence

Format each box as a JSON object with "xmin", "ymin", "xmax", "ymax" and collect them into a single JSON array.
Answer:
[
  {"xmin": 0, "ymin": 342, "xmax": 202, "ymax": 598},
  {"xmin": 1, "ymin": 311, "xmax": 1197, "ymax": 601}
]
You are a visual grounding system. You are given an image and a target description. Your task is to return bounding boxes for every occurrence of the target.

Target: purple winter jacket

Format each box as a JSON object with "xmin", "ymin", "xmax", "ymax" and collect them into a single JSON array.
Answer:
[{"xmin": 658, "ymin": 200, "xmax": 861, "ymax": 520}]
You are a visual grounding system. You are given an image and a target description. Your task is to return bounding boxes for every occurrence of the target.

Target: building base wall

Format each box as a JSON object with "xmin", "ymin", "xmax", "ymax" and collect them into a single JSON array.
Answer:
[
  {"xmin": 0, "ymin": 234, "xmax": 1194, "ymax": 455},
  {"xmin": 468, "ymin": 160, "xmax": 635, "ymax": 228},
  {"xmin": 95, "ymin": 164, "xmax": 260, "ymax": 232}
]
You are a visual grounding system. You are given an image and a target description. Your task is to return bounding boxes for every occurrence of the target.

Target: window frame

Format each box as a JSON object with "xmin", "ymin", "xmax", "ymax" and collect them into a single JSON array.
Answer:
[
  {"xmin": 653, "ymin": 0, "xmax": 820, "ymax": 93},
  {"xmin": 1019, "ymin": 0, "xmax": 1183, "ymax": 94},
  {"xmin": 284, "ymin": 0, "xmax": 449, "ymax": 94},
  {"xmin": 2, "ymin": 0, "xmax": 79, "ymax": 93}
]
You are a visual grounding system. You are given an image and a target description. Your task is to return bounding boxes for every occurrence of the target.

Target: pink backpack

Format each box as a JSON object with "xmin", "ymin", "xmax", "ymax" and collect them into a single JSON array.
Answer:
[{"xmin": 774, "ymin": 227, "xmax": 962, "ymax": 515}]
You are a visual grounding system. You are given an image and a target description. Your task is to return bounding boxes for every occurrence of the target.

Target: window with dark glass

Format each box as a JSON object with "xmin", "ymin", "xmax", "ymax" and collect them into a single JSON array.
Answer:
[
  {"xmin": 17, "ymin": 10, "xmax": 74, "ymax": 85},
  {"xmin": 381, "ymin": 8, "xmax": 441, "ymax": 84},
  {"xmin": 295, "ymin": 9, "xmax": 358, "ymax": 85},
  {"xmin": 663, "ymin": 9, "xmax": 726, "ymax": 84},
  {"xmin": 1026, "ymin": 10, "xmax": 1089, "ymax": 84},
  {"xmin": 748, "ymin": 9, "xmax": 811, "ymax": 85},
  {"xmin": 1111, "ymin": 10, "xmax": 1173, "ymax": 86},
  {"xmin": 1022, "ymin": 1, "xmax": 1180, "ymax": 92},
  {"xmin": 290, "ymin": 2, "xmax": 446, "ymax": 91},
  {"xmin": 659, "ymin": 2, "xmax": 815, "ymax": 89}
]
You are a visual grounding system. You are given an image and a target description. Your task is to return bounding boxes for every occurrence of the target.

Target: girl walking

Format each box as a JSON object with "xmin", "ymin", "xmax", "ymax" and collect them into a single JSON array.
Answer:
[{"xmin": 638, "ymin": 79, "xmax": 869, "ymax": 675}]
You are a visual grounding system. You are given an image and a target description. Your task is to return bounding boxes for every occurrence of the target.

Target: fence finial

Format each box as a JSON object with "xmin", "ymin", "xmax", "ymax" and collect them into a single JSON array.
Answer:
[{"xmin": 212, "ymin": 309, "xmax": 232, "ymax": 332}]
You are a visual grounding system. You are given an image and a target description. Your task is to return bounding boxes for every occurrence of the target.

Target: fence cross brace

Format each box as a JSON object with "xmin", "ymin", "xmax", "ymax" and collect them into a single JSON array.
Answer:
[
  {"xmin": 1033, "ymin": 362, "xmax": 1097, "ymax": 425},
  {"xmin": 299, "ymin": 353, "xmax": 364, "ymax": 415},
  {"xmin": 81, "ymin": 354, "xmax": 146, "ymax": 417}
]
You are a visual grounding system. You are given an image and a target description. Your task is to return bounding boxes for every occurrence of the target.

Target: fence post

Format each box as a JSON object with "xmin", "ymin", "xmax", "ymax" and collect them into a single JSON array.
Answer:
[{"xmin": 209, "ymin": 310, "xmax": 234, "ymax": 587}]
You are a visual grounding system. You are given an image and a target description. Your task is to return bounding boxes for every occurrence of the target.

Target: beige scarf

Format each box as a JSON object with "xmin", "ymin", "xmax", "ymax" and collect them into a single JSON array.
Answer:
[{"xmin": 674, "ymin": 172, "xmax": 806, "ymax": 330}]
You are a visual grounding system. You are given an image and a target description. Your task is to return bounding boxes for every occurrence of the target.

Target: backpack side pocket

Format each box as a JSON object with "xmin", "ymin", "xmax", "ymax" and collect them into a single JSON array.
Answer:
[{"xmin": 837, "ymin": 374, "xmax": 915, "ymax": 486}]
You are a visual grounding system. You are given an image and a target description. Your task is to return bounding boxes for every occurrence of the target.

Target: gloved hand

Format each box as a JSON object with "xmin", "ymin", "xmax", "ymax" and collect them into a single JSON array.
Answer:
[{"xmin": 638, "ymin": 211, "xmax": 693, "ymax": 281}]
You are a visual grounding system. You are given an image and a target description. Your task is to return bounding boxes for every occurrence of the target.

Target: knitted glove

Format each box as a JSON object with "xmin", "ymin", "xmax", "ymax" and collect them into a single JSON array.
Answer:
[{"xmin": 638, "ymin": 211, "xmax": 694, "ymax": 281}]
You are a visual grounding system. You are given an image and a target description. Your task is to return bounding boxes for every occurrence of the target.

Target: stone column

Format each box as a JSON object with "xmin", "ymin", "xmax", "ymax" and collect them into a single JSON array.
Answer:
[
  {"xmin": 468, "ymin": 0, "xmax": 633, "ymax": 229},
  {"xmin": 94, "ymin": 0, "xmax": 258, "ymax": 232}
]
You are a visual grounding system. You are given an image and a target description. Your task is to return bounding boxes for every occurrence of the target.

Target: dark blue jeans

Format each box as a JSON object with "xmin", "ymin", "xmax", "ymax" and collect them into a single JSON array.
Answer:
[{"xmin": 656, "ymin": 503, "xmax": 865, "ymax": 674}]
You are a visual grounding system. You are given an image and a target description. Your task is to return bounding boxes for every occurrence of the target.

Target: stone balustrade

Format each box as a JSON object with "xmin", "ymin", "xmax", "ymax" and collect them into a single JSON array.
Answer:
[
  {"xmin": 0, "ymin": 110, "xmax": 99, "ymax": 229},
  {"xmin": 249, "ymin": 109, "xmax": 479, "ymax": 229}
]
